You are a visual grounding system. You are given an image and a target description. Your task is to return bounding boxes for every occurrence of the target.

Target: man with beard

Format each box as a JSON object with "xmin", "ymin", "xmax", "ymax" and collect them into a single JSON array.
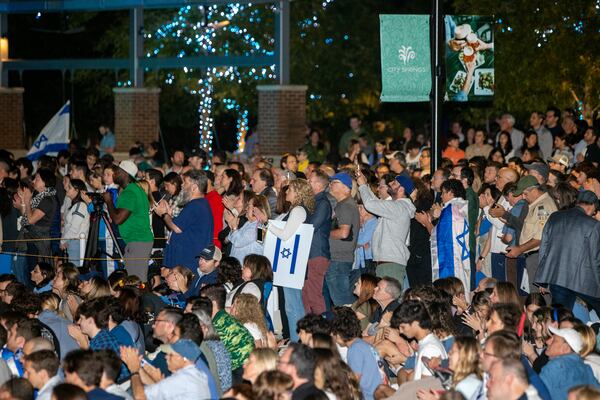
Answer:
[
  {"xmin": 157, "ymin": 170, "xmax": 214, "ymax": 272},
  {"xmin": 103, "ymin": 160, "xmax": 154, "ymax": 280}
]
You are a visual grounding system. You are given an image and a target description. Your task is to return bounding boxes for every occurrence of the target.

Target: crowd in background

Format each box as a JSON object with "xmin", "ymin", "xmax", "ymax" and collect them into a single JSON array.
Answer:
[{"xmin": 0, "ymin": 106, "xmax": 599, "ymax": 399}]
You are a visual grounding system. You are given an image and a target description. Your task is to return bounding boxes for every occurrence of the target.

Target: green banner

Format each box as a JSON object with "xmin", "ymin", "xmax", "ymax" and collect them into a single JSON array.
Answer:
[
  {"xmin": 380, "ymin": 15, "xmax": 432, "ymax": 103},
  {"xmin": 445, "ymin": 15, "xmax": 495, "ymax": 102}
]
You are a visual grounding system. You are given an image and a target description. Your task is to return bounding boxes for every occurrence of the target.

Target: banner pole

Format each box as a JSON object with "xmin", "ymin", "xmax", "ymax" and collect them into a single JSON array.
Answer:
[{"xmin": 431, "ymin": 0, "xmax": 443, "ymax": 171}]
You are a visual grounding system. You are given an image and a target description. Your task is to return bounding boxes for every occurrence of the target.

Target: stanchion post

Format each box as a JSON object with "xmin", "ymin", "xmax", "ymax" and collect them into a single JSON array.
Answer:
[{"xmin": 79, "ymin": 233, "xmax": 86, "ymax": 267}]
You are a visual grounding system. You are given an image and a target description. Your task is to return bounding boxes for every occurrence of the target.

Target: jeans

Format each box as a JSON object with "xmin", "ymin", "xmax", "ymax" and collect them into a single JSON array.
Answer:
[
  {"xmin": 282, "ymin": 286, "xmax": 304, "ymax": 342},
  {"xmin": 549, "ymin": 284, "xmax": 600, "ymax": 315},
  {"xmin": 491, "ymin": 252, "xmax": 506, "ymax": 281},
  {"xmin": 67, "ymin": 240, "xmax": 84, "ymax": 267},
  {"xmin": 13, "ymin": 255, "xmax": 32, "ymax": 288},
  {"xmin": 325, "ymin": 261, "xmax": 355, "ymax": 306}
]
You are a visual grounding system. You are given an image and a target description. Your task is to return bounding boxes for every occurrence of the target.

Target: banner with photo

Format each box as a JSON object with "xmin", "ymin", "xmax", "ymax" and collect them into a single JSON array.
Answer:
[
  {"xmin": 380, "ymin": 15, "xmax": 431, "ymax": 102},
  {"xmin": 444, "ymin": 15, "xmax": 494, "ymax": 102}
]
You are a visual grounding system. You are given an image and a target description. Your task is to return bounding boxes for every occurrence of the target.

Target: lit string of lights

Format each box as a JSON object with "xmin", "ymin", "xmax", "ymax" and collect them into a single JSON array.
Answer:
[
  {"xmin": 116, "ymin": 1, "xmax": 336, "ymax": 153},
  {"xmin": 145, "ymin": 3, "xmax": 276, "ymax": 152}
]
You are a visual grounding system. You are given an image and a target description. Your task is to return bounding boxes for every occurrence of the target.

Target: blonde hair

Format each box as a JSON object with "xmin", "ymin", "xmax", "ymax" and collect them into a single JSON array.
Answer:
[
  {"xmin": 249, "ymin": 348, "xmax": 277, "ymax": 374},
  {"xmin": 288, "ymin": 179, "xmax": 315, "ymax": 213},
  {"xmin": 232, "ymin": 294, "xmax": 268, "ymax": 340},
  {"xmin": 452, "ymin": 336, "xmax": 482, "ymax": 385},
  {"xmin": 39, "ymin": 292, "xmax": 61, "ymax": 313},
  {"xmin": 84, "ymin": 277, "xmax": 112, "ymax": 300},
  {"xmin": 575, "ymin": 325, "xmax": 597, "ymax": 357}
]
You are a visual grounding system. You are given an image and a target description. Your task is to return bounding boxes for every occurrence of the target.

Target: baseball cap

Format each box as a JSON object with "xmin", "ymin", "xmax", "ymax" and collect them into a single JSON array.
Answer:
[
  {"xmin": 119, "ymin": 160, "xmax": 139, "ymax": 178},
  {"xmin": 547, "ymin": 154, "xmax": 569, "ymax": 169},
  {"xmin": 195, "ymin": 244, "xmax": 222, "ymax": 262},
  {"xmin": 395, "ymin": 175, "xmax": 414, "ymax": 196},
  {"xmin": 548, "ymin": 326, "xmax": 583, "ymax": 353},
  {"xmin": 385, "ymin": 151, "xmax": 407, "ymax": 166},
  {"xmin": 79, "ymin": 270, "xmax": 100, "ymax": 281},
  {"xmin": 512, "ymin": 175, "xmax": 538, "ymax": 196},
  {"xmin": 329, "ymin": 172, "xmax": 353, "ymax": 190},
  {"xmin": 524, "ymin": 162, "xmax": 549, "ymax": 182},
  {"xmin": 189, "ymin": 148, "xmax": 207, "ymax": 160},
  {"xmin": 162, "ymin": 339, "xmax": 202, "ymax": 361}
]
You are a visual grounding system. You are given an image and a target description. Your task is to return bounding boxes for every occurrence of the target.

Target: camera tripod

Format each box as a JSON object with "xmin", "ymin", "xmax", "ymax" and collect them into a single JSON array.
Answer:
[{"xmin": 83, "ymin": 196, "xmax": 125, "ymax": 273}]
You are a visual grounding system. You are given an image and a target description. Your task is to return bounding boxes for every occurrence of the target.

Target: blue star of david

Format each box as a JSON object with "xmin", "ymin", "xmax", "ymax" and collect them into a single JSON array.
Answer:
[
  {"xmin": 34, "ymin": 134, "xmax": 48, "ymax": 149},
  {"xmin": 455, "ymin": 220, "xmax": 470, "ymax": 261},
  {"xmin": 281, "ymin": 248, "xmax": 292, "ymax": 259}
]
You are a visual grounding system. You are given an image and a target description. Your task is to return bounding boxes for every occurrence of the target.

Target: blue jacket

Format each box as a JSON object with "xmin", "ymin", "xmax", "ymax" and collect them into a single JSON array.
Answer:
[
  {"xmin": 308, "ymin": 191, "xmax": 331, "ymax": 259},
  {"xmin": 540, "ymin": 353, "xmax": 600, "ymax": 400}
]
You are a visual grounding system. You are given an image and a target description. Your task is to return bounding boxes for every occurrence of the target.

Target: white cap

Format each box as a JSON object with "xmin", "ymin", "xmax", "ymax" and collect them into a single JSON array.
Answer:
[
  {"xmin": 119, "ymin": 160, "xmax": 139, "ymax": 178},
  {"xmin": 548, "ymin": 326, "xmax": 583, "ymax": 353}
]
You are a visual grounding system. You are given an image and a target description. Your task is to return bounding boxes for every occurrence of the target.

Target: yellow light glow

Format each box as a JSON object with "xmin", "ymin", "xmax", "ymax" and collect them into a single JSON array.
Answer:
[{"xmin": 0, "ymin": 37, "xmax": 8, "ymax": 60}]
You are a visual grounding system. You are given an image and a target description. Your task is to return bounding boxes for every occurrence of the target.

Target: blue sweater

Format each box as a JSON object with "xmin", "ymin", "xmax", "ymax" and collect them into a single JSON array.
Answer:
[{"xmin": 540, "ymin": 353, "xmax": 600, "ymax": 400}]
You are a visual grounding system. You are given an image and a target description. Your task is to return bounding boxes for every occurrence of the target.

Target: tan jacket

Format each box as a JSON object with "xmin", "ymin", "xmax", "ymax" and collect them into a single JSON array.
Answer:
[{"xmin": 519, "ymin": 192, "xmax": 558, "ymax": 250}]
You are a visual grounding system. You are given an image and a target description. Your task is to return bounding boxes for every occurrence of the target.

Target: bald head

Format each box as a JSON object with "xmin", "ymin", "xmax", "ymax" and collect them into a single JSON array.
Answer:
[
  {"xmin": 23, "ymin": 337, "xmax": 54, "ymax": 357},
  {"xmin": 496, "ymin": 167, "xmax": 519, "ymax": 191}
]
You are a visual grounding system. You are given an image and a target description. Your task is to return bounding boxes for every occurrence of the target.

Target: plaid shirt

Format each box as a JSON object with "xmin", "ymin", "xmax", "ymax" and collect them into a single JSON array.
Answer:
[{"xmin": 90, "ymin": 329, "xmax": 129, "ymax": 381}]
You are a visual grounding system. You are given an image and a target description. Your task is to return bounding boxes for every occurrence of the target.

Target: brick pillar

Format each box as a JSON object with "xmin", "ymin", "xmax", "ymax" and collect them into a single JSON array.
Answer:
[
  {"xmin": 257, "ymin": 85, "xmax": 307, "ymax": 155},
  {"xmin": 113, "ymin": 88, "xmax": 161, "ymax": 152},
  {"xmin": 0, "ymin": 87, "xmax": 24, "ymax": 149}
]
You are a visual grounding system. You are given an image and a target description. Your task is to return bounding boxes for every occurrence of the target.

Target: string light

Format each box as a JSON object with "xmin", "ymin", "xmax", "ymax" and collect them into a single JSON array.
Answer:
[{"xmin": 118, "ymin": 1, "xmax": 337, "ymax": 153}]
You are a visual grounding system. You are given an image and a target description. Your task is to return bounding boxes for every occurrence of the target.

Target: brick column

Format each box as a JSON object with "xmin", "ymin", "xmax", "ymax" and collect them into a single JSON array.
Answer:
[
  {"xmin": 113, "ymin": 88, "xmax": 161, "ymax": 152},
  {"xmin": 0, "ymin": 87, "xmax": 24, "ymax": 149},
  {"xmin": 257, "ymin": 85, "xmax": 307, "ymax": 155}
]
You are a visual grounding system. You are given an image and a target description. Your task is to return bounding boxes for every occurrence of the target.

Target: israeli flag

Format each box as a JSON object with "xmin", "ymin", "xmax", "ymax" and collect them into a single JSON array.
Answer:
[
  {"xmin": 27, "ymin": 101, "xmax": 70, "ymax": 161},
  {"xmin": 263, "ymin": 220, "xmax": 314, "ymax": 290},
  {"xmin": 431, "ymin": 198, "xmax": 471, "ymax": 296}
]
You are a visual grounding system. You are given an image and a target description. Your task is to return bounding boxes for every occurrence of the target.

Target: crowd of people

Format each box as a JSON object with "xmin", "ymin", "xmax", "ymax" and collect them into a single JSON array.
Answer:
[{"xmin": 0, "ymin": 107, "xmax": 599, "ymax": 400}]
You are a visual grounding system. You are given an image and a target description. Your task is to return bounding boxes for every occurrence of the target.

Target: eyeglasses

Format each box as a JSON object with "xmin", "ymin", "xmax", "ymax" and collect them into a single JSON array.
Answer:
[{"xmin": 480, "ymin": 350, "xmax": 498, "ymax": 358}]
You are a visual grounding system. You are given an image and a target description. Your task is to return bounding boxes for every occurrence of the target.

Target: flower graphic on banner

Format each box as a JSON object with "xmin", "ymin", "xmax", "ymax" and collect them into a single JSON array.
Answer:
[{"xmin": 398, "ymin": 46, "xmax": 416, "ymax": 65}]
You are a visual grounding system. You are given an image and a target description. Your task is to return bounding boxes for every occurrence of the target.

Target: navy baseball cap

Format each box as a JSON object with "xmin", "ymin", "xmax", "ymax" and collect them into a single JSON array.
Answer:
[
  {"xmin": 195, "ymin": 245, "xmax": 222, "ymax": 262},
  {"xmin": 395, "ymin": 175, "xmax": 414, "ymax": 196}
]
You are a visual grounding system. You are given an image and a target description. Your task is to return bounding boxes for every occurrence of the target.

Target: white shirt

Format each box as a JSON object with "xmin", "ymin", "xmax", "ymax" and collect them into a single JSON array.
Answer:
[
  {"xmin": 413, "ymin": 333, "xmax": 448, "ymax": 380},
  {"xmin": 455, "ymin": 373, "xmax": 482, "ymax": 400},
  {"xmin": 36, "ymin": 375, "xmax": 62, "ymax": 400},
  {"xmin": 483, "ymin": 197, "xmax": 510, "ymax": 254},
  {"xmin": 144, "ymin": 364, "xmax": 210, "ymax": 400}
]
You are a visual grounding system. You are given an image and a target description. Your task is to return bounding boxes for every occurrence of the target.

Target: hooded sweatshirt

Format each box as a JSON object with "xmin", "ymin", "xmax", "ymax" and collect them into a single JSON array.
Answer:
[{"xmin": 358, "ymin": 184, "xmax": 416, "ymax": 266}]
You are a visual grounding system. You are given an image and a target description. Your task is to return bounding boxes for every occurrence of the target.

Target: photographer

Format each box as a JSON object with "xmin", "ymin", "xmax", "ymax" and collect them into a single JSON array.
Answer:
[{"xmin": 102, "ymin": 161, "xmax": 153, "ymax": 280}]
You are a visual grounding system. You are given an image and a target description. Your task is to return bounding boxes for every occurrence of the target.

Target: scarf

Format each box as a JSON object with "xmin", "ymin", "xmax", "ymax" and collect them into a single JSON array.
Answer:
[{"xmin": 22, "ymin": 187, "xmax": 56, "ymax": 227}]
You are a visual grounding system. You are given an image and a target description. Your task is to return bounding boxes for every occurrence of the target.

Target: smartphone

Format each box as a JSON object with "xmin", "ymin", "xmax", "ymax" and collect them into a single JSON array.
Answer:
[{"xmin": 257, "ymin": 224, "xmax": 266, "ymax": 244}]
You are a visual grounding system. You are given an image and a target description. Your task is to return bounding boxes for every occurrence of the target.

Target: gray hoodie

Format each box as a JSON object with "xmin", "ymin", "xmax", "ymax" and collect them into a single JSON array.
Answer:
[{"xmin": 358, "ymin": 184, "xmax": 416, "ymax": 266}]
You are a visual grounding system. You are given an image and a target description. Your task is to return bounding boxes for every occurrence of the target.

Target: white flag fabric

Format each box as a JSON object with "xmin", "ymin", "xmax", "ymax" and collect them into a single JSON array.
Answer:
[
  {"xmin": 27, "ymin": 101, "xmax": 70, "ymax": 160},
  {"xmin": 431, "ymin": 197, "xmax": 472, "ymax": 295},
  {"xmin": 263, "ymin": 220, "xmax": 314, "ymax": 289}
]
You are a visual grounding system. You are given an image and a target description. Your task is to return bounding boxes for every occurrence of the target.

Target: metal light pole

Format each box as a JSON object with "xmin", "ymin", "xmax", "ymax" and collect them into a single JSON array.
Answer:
[{"xmin": 431, "ymin": 0, "xmax": 443, "ymax": 172}]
